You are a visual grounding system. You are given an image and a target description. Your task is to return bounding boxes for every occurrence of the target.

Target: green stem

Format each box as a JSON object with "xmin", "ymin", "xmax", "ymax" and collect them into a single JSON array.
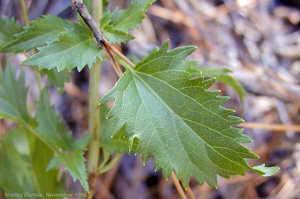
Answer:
[
  {"xmin": 20, "ymin": 0, "xmax": 29, "ymax": 26},
  {"xmin": 20, "ymin": 0, "xmax": 42, "ymax": 92},
  {"xmin": 99, "ymin": 153, "xmax": 121, "ymax": 174},
  {"xmin": 86, "ymin": 0, "xmax": 103, "ymax": 197},
  {"xmin": 35, "ymin": 69, "xmax": 42, "ymax": 91}
]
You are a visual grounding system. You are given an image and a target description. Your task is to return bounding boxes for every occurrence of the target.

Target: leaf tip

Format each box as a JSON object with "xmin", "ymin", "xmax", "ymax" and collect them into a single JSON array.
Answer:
[{"xmin": 252, "ymin": 164, "xmax": 280, "ymax": 177}]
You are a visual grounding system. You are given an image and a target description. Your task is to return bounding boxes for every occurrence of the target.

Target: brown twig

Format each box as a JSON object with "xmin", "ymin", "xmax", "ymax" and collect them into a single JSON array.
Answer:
[
  {"xmin": 186, "ymin": 186, "xmax": 197, "ymax": 199},
  {"xmin": 102, "ymin": 39, "xmax": 135, "ymax": 68},
  {"xmin": 238, "ymin": 122, "xmax": 300, "ymax": 132},
  {"xmin": 171, "ymin": 171, "xmax": 187, "ymax": 199}
]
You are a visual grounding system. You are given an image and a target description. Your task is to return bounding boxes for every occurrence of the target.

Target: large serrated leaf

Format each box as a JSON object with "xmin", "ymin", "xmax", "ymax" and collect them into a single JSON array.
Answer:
[
  {"xmin": 100, "ymin": 40, "xmax": 278, "ymax": 188},
  {"xmin": 0, "ymin": 63, "xmax": 30, "ymax": 124},
  {"xmin": 1, "ymin": 15, "xmax": 70, "ymax": 53},
  {"xmin": 37, "ymin": 89, "xmax": 89, "ymax": 191},
  {"xmin": 101, "ymin": 0, "xmax": 155, "ymax": 44},
  {"xmin": 0, "ymin": 16, "xmax": 23, "ymax": 47},
  {"xmin": 22, "ymin": 22, "xmax": 104, "ymax": 72}
]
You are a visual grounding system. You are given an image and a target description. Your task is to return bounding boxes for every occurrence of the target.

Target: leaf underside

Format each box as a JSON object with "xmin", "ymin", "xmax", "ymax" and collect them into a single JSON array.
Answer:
[{"xmin": 101, "ymin": 40, "xmax": 278, "ymax": 188}]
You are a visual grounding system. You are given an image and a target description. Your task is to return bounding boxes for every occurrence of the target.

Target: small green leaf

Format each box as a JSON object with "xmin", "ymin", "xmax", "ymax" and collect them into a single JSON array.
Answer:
[
  {"xmin": 0, "ymin": 16, "xmax": 23, "ymax": 47},
  {"xmin": 0, "ymin": 63, "xmax": 30, "ymax": 124},
  {"xmin": 102, "ymin": 27, "xmax": 134, "ymax": 44},
  {"xmin": 101, "ymin": 40, "xmax": 278, "ymax": 188},
  {"xmin": 49, "ymin": 135, "xmax": 89, "ymax": 192},
  {"xmin": 252, "ymin": 164, "xmax": 280, "ymax": 177},
  {"xmin": 199, "ymin": 67, "xmax": 246, "ymax": 105},
  {"xmin": 22, "ymin": 22, "xmax": 104, "ymax": 72},
  {"xmin": 37, "ymin": 89, "xmax": 89, "ymax": 191},
  {"xmin": 101, "ymin": 0, "xmax": 155, "ymax": 44},
  {"xmin": 1, "ymin": 15, "xmax": 70, "ymax": 53},
  {"xmin": 109, "ymin": 0, "xmax": 155, "ymax": 31}
]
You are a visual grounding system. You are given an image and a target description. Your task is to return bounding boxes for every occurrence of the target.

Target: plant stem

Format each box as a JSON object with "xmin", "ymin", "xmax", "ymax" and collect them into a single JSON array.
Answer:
[
  {"xmin": 20, "ymin": 0, "xmax": 42, "ymax": 91},
  {"xmin": 99, "ymin": 153, "xmax": 121, "ymax": 174},
  {"xmin": 86, "ymin": 0, "xmax": 102, "ymax": 197},
  {"xmin": 186, "ymin": 186, "xmax": 197, "ymax": 199},
  {"xmin": 20, "ymin": 0, "xmax": 29, "ymax": 26},
  {"xmin": 171, "ymin": 171, "xmax": 187, "ymax": 199}
]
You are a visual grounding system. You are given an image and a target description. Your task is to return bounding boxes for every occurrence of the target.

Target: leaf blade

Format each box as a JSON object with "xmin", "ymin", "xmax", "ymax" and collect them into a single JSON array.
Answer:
[
  {"xmin": 0, "ymin": 128, "xmax": 64, "ymax": 195},
  {"xmin": 37, "ymin": 89, "xmax": 89, "ymax": 191},
  {"xmin": 0, "ymin": 16, "xmax": 23, "ymax": 47},
  {"xmin": 0, "ymin": 63, "xmax": 30, "ymax": 124},
  {"xmin": 101, "ymin": 0, "xmax": 155, "ymax": 44},
  {"xmin": 199, "ymin": 67, "xmax": 246, "ymax": 105},
  {"xmin": 101, "ymin": 40, "xmax": 278, "ymax": 188},
  {"xmin": 1, "ymin": 15, "xmax": 70, "ymax": 52},
  {"xmin": 22, "ymin": 22, "xmax": 104, "ymax": 72}
]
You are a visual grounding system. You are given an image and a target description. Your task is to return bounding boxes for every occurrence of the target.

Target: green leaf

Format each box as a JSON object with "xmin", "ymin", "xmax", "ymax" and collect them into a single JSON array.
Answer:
[
  {"xmin": 37, "ymin": 89, "xmax": 74, "ymax": 151},
  {"xmin": 1, "ymin": 15, "xmax": 70, "ymax": 53},
  {"xmin": 48, "ymin": 135, "xmax": 89, "ymax": 192},
  {"xmin": 100, "ymin": 104, "xmax": 137, "ymax": 153},
  {"xmin": 252, "ymin": 164, "xmax": 279, "ymax": 177},
  {"xmin": 0, "ymin": 128, "xmax": 35, "ymax": 194},
  {"xmin": 199, "ymin": 67, "xmax": 246, "ymax": 105},
  {"xmin": 101, "ymin": 40, "xmax": 278, "ymax": 188},
  {"xmin": 101, "ymin": 0, "xmax": 155, "ymax": 44},
  {"xmin": 37, "ymin": 89, "xmax": 89, "ymax": 191},
  {"xmin": 0, "ymin": 16, "xmax": 22, "ymax": 47},
  {"xmin": 0, "ymin": 63, "xmax": 30, "ymax": 124},
  {"xmin": 102, "ymin": 26, "xmax": 135, "ymax": 44},
  {"xmin": 22, "ymin": 22, "xmax": 104, "ymax": 72},
  {"xmin": 26, "ymin": 132, "xmax": 65, "ymax": 197},
  {"xmin": 0, "ymin": 128, "xmax": 64, "ymax": 196},
  {"xmin": 40, "ymin": 69, "xmax": 69, "ymax": 94}
]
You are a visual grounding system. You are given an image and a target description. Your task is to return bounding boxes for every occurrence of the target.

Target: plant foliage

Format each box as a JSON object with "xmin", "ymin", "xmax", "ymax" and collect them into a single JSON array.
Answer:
[
  {"xmin": 100, "ymin": 40, "xmax": 278, "ymax": 188},
  {"xmin": 0, "ymin": 0, "xmax": 278, "ymax": 194}
]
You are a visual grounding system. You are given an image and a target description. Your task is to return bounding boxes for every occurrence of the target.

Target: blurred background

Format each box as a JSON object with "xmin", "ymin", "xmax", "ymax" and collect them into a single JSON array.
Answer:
[{"xmin": 0, "ymin": 0, "xmax": 300, "ymax": 198}]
